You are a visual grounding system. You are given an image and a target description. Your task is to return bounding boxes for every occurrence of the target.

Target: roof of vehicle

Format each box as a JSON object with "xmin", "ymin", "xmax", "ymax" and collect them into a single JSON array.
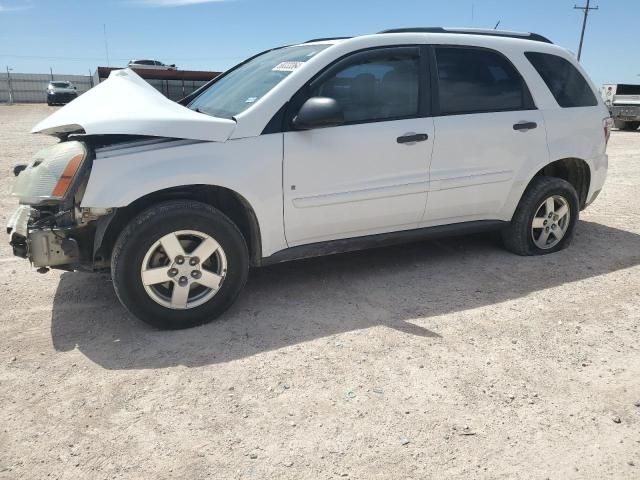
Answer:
[{"xmin": 129, "ymin": 59, "xmax": 162, "ymax": 63}]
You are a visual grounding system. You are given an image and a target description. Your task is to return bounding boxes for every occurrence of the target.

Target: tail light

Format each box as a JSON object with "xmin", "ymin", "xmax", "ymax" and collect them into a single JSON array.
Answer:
[{"xmin": 604, "ymin": 117, "xmax": 613, "ymax": 145}]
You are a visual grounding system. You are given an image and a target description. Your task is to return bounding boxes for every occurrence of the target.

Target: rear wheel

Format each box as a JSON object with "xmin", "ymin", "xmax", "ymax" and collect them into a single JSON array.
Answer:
[
  {"xmin": 111, "ymin": 200, "xmax": 249, "ymax": 329},
  {"xmin": 502, "ymin": 177, "xmax": 579, "ymax": 256}
]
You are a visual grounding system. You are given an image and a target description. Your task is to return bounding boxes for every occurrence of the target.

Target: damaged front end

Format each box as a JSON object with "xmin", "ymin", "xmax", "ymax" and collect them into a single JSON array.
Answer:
[{"xmin": 7, "ymin": 140, "xmax": 111, "ymax": 271}]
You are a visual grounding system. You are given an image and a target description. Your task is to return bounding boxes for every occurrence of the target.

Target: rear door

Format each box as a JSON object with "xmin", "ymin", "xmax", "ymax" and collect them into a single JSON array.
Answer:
[{"xmin": 423, "ymin": 45, "xmax": 548, "ymax": 224}]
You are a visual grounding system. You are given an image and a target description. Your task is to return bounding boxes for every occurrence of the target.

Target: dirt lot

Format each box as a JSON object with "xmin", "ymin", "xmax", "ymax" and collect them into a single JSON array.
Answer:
[{"xmin": 0, "ymin": 104, "xmax": 639, "ymax": 480}]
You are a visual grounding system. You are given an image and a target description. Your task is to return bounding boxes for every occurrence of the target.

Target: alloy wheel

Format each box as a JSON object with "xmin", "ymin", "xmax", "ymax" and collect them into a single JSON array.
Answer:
[
  {"xmin": 531, "ymin": 195, "xmax": 571, "ymax": 250},
  {"xmin": 140, "ymin": 230, "xmax": 227, "ymax": 309}
]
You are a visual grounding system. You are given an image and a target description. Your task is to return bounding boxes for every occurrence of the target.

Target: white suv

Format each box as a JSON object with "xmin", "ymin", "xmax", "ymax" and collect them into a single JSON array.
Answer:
[{"xmin": 8, "ymin": 28, "xmax": 610, "ymax": 329}]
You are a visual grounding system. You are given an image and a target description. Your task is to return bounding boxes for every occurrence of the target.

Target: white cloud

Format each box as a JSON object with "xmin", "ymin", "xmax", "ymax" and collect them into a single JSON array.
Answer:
[
  {"xmin": 131, "ymin": 0, "xmax": 229, "ymax": 7},
  {"xmin": 0, "ymin": 1, "xmax": 33, "ymax": 12}
]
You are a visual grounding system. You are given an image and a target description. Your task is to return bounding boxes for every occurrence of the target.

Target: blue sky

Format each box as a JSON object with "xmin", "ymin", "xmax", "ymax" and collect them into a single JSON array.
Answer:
[{"xmin": 0, "ymin": 0, "xmax": 639, "ymax": 86}]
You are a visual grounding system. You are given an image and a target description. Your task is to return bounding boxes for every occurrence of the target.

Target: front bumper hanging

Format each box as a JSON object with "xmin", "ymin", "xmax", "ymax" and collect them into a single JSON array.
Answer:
[
  {"xmin": 7, "ymin": 205, "xmax": 82, "ymax": 268},
  {"xmin": 6, "ymin": 205, "xmax": 31, "ymax": 259}
]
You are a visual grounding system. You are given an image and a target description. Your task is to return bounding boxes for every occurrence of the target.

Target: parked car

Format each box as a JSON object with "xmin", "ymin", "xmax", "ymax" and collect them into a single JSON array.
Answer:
[
  {"xmin": 601, "ymin": 83, "xmax": 640, "ymax": 131},
  {"xmin": 46, "ymin": 81, "xmax": 77, "ymax": 105},
  {"xmin": 127, "ymin": 59, "xmax": 177, "ymax": 70},
  {"xmin": 8, "ymin": 27, "xmax": 610, "ymax": 330}
]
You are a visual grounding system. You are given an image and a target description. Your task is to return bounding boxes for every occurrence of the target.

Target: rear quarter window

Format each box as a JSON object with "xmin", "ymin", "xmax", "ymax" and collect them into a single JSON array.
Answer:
[{"xmin": 525, "ymin": 52, "xmax": 597, "ymax": 108}]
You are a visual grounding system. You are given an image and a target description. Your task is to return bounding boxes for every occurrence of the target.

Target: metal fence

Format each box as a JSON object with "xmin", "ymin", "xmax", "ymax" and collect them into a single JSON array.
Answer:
[
  {"xmin": 0, "ymin": 72, "xmax": 94, "ymax": 103},
  {"xmin": 1, "ymin": 71, "xmax": 212, "ymax": 104}
]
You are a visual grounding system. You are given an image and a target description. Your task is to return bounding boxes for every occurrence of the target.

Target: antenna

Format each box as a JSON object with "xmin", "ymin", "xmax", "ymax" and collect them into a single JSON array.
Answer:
[
  {"xmin": 103, "ymin": 24, "xmax": 111, "ymax": 67},
  {"xmin": 494, "ymin": 20, "xmax": 501, "ymax": 29},
  {"xmin": 574, "ymin": 0, "xmax": 599, "ymax": 61}
]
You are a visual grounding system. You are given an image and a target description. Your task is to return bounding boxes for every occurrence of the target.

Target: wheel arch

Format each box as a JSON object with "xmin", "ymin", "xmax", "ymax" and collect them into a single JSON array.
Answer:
[
  {"xmin": 530, "ymin": 157, "xmax": 591, "ymax": 210},
  {"xmin": 94, "ymin": 184, "xmax": 263, "ymax": 267}
]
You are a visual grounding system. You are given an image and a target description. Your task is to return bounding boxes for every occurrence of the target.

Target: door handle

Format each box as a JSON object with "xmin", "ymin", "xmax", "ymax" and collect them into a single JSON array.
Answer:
[
  {"xmin": 513, "ymin": 121, "xmax": 537, "ymax": 131},
  {"xmin": 397, "ymin": 133, "xmax": 429, "ymax": 144}
]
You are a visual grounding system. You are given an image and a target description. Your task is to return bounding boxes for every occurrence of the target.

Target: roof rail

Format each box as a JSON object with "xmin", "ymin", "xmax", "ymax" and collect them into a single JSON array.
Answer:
[
  {"xmin": 304, "ymin": 37, "xmax": 352, "ymax": 43},
  {"xmin": 379, "ymin": 27, "xmax": 553, "ymax": 44}
]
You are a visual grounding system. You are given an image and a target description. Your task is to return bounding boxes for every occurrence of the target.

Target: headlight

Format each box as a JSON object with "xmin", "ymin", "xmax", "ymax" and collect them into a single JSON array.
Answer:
[{"xmin": 12, "ymin": 141, "xmax": 88, "ymax": 205}]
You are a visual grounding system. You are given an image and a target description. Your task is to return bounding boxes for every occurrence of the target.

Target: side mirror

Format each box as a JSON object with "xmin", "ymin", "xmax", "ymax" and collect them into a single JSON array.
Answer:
[
  {"xmin": 73, "ymin": 86, "xmax": 77, "ymax": 90},
  {"xmin": 292, "ymin": 97, "xmax": 344, "ymax": 130}
]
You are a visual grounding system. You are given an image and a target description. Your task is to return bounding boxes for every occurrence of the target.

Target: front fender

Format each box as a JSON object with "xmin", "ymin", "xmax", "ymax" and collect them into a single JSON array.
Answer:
[{"xmin": 81, "ymin": 135, "xmax": 287, "ymax": 257}]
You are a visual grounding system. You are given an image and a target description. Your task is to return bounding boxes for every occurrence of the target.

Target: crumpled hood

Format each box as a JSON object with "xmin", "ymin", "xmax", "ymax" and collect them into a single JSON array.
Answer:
[{"xmin": 32, "ymin": 69, "xmax": 235, "ymax": 142}]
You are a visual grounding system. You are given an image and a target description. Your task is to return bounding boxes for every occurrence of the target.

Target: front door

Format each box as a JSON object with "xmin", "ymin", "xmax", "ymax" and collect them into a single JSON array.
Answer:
[{"xmin": 283, "ymin": 46, "xmax": 434, "ymax": 246}]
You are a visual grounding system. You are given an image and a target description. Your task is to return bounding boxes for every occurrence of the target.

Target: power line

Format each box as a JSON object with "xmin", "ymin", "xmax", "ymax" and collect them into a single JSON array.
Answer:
[{"xmin": 574, "ymin": 0, "xmax": 599, "ymax": 62}]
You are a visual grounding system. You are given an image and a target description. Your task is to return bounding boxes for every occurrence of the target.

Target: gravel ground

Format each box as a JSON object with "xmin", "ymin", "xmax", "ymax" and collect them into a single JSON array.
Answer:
[{"xmin": 1, "ymin": 104, "xmax": 639, "ymax": 480}]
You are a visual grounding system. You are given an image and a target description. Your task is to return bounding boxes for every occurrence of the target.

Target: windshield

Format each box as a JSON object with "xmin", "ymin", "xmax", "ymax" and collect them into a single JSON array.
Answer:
[
  {"xmin": 189, "ymin": 44, "xmax": 330, "ymax": 119},
  {"xmin": 51, "ymin": 82, "xmax": 70, "ymax": 88}
]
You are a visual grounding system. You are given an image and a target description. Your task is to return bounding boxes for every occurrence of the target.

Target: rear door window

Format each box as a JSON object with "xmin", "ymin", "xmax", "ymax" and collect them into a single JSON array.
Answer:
[
  {"xmin": 525, "ymin": 52, "xmax": 598, "ymax": 108},
  {"xmin": 435, "ymin": 46, "xmax": 532, "ymax": 115}
]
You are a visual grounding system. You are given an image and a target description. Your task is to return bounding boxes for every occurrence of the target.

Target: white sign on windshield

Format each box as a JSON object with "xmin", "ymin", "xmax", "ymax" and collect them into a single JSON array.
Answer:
[{"xmin": 272, "ymin": 61, "xmax": 305, "ymax": 72}]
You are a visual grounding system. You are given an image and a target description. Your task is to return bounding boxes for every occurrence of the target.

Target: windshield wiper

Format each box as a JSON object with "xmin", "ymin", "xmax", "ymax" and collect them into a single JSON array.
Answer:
[{"xmin": 192, "ymin": 106, "xmax": 235, "ymax": 120}]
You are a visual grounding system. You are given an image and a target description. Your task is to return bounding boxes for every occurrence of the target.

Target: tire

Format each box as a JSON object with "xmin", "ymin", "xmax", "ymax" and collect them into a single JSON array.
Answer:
[
  {"xmin": 622, "ymin": 121, "xmax": 640, "ymax": 131},
  {"xmin": 501, "ymin": 177, "xmax": 579, "ymax": 256},
  {"xmin": 614, "ymin": 119, "xmax": 627, "ymax": 130},
  {"xmin": 111, "ymin": 200, "xmax": 249, "ymax": 330}
]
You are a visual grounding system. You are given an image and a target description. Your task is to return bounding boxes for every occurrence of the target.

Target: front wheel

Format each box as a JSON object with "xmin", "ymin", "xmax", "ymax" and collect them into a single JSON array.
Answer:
[
  {"xmin": 111, "ymin": 200, "xmax": 249, "ymax": 329},
  {"xmin": 502, "ymin": 177, "xmax": 579, "ymax": 256}
]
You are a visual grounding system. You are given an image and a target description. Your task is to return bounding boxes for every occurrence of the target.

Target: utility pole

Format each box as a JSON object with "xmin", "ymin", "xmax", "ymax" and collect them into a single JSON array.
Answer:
[
  {"xmin": 6, "ymin": 66, "xmax": 14, "ymax": 105},
  {"xmin": 574, "ymin": 0, "xmax": 599, "ymax": 62}
]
